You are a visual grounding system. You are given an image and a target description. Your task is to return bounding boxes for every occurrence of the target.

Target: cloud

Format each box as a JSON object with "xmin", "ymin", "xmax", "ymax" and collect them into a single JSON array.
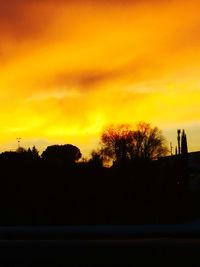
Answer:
[
  {"xmin": 27, "ymin": 89, "xmax": 82, "ymax": 101},
  {"xmin": 0, "ymin": 1, "xmax": 43, "ymax": 40},
  {"xmin": 0, "ymin": 0, "xmax": 175, "ymax": 43},
  {"xmin": 42, "ymin": 54, "xmax": 166, "ymax": 93},
  {"xmin": 0, "ymin": 0, "xmax": 200, "ymax": 155},
  {"xmin": 48, "ymin": 70, "xmax": 117, "ymax": 89}
]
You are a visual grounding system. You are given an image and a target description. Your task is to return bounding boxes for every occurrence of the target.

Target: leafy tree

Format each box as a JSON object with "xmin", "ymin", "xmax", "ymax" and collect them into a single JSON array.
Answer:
[
  {"xmin": 41, "ymin": 144, "xmax": 82, "ymax": 164},
  {"xmin": 26, "ymin": 146, "xmax": 40, "ymax": 160},
  {"xmin": 31, "ymin": 146, "xmax": 39, "ymax": 158},
  {"xmin": 16, "ymin": 147, "xmax": 27, "ymax": 153}
]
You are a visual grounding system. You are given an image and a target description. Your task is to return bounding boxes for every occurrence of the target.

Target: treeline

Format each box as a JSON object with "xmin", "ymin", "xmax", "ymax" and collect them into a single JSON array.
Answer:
[{"xmin": 0, "ymin": 122, "xmax": 195, "ymax": 225}]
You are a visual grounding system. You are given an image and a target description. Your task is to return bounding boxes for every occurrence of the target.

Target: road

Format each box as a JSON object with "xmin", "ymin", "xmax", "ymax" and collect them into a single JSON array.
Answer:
[{"xmin": 0, "ymin": 222, "xmax": 200, "ymax": 266}]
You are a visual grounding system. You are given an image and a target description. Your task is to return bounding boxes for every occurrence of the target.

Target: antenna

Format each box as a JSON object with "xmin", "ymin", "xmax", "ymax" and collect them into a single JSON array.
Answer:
[{"xmin": 17, "ymin": 137, "xmax": 21, "ymax": 148}]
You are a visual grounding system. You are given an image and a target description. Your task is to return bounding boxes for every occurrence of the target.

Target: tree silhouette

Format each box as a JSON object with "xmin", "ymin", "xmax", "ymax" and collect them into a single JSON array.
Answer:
[
  {"xmin": 31, "ymin": 146, "xmax": 39, "ymax": 158},
  {"xmin": 180, "ymin": 129, "xmax": 189, "ymax": 190},
  {"xmin": 100, "ymin": 122, "xmax": 168, "ymax": 165},
  {"xmin": 100, "ymin": 124, "xmax": 134, "ymax": 165},
  {"xmin": 16, "ymin": 146, "xmax": 27, "ymax": 153},
  {"xmin": 181, "ymin": 130, "xmax": 188, "ymax": 157},
  {"xmin": 89, "ymin": 149, "xmax": 104, "ymax": 168},
  {"xmin": 132, "ymin": 122, "xmax": 168, "ymax": 160},
  {"xmin": 41, "ymin": 144, "xmax": 82, "ymax": 165}
]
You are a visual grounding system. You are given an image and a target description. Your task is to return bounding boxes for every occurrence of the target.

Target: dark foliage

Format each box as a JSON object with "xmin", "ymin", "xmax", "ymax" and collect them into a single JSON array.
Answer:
[
  {"xmin": 0, "ymin": 126, "xmax": 195, "ymax": 225},
  {"xmin": 0, "ymin": 148, "xmax": 192, "ymax": 225},
  {"xmin": 41, "ymin": 144, "xmax": 82, "ymax": 165}
]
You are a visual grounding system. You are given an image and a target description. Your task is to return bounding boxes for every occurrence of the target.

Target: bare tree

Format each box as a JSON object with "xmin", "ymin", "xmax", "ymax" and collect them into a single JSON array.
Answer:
[
  {"xmin": 100, "ymin": 124, "xmax": 134, "ymax": 165},
  {"xmin": 100, "ymin": 122, "xmax": 168, "ymax": 165},
  {"xmin": 132, "ymin": 122, "xmax": 168, "ymax": 160}
]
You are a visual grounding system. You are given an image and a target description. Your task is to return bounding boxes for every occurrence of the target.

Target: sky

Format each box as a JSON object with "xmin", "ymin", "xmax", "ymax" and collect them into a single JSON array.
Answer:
[{"xmin": 0, "ymin": 0, "xmax": 200, "ymax": 156}]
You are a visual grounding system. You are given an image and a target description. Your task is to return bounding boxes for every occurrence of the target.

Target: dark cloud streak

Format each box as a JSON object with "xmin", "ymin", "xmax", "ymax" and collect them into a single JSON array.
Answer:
[{"xmin": 43, "ymin": 55, "xmax": 162, "ymax": 92}]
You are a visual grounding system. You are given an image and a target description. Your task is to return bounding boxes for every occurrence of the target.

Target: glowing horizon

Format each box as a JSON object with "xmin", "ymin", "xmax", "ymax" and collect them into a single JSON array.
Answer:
[{"xmin": 1, "ymin": 0, "xmax": 200, "ymax": 156}]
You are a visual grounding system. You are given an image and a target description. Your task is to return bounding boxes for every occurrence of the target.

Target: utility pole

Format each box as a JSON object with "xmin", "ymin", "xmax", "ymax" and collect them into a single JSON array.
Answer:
[
  {"xmin": 170, "ymin": 142, "xmax": 173, "ymax": 155},
  {"xmin": 177, "ymin": 129, "xmax": 181, "ymax": 155}
]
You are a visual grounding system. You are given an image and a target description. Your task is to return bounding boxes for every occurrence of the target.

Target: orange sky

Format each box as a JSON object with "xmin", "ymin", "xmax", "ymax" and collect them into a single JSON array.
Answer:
[{"xmin": 1, "ymin": 0, "xmax": 200, "ymax": 156}]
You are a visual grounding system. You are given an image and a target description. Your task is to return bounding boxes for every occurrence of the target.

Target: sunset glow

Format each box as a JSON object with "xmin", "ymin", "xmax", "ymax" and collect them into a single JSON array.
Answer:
[{"xmin": 1, "ymin": 0, "xmax": 200, "ymax": 155}]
